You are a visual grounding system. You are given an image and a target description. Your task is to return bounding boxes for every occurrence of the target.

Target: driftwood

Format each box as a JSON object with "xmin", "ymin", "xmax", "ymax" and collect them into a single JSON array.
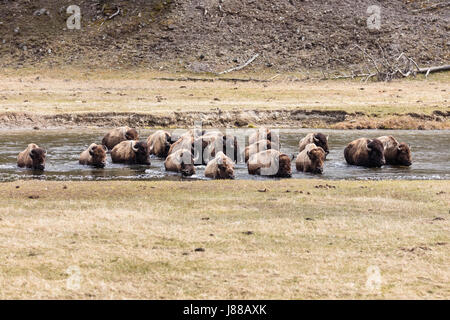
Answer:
[
  {"xmin": 418, "ymin": 65, "xmax": 450, "ymax": 78},
  {"xmin": 218, "ymin": 54, "xmax": 259, "ymax": 75}
]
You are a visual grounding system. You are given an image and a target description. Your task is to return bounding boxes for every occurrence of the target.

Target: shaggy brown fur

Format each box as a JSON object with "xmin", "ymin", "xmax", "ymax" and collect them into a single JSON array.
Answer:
[
  {"xmin": 295, "ymin": 143, "xmax": 326, "ymax": 174},
  {"xmin": 244, "ymin": 139, "xmax": 273, "ymax": 163},
  {"xmin": 102, "ymin": 126, "xmax": 139, "ymax": 150},
  {"xmin": 247, "ymin": 149, "xmax": 291, "ymax": 177},
  {"xmin": 147, "ymin": 130, "xmax": 172, "ymax": 158},
  {"xmin": 299, "ymin": 133, "xmax": 329, "ymax": 155},
  {"xmin": 377, "ymin": 136, "xmax": 412, "ymax": 166},
  {"xmin": 79, "ymin": 143, "xmax": 107, "ymax": 168},
  {"xmin": 17, "ymin": 143, "xmax": 46, "ymax": 170},
  {"xmin": 344, "ymin": 138, "xmax": 385, "ymax": 168},
  {"xmin": 205, "ymin": 152, "xmax": 235, "ymax": 179},
  {"xmin": 111, "ymin": 140, "xmax": 150, "ymax": 165},
  {"xmin": 164, "ymin": 148, "xmax": 196, "ymax": 176},
  {"xmin": 248, "ymin": 128, "xmax": 280, "ymax": 146}
]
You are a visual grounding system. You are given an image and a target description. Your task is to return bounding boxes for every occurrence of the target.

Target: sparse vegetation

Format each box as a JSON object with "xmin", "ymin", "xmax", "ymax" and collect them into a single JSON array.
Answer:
[
  {"xmin": 0, "ymin": 179, "xmax": 448, "ymax": 299},
  {"xmin": 0, "ymin": 69, "xmax": 448, "ymax": 129}
]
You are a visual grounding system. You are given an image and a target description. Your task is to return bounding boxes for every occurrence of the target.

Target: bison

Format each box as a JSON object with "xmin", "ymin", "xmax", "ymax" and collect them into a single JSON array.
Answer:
[
  {"xmin": 168, "ymin": 135, "xmax": 196, "ymax": 157},
  {"xmin": 147, "ymin": 130, "xmax": 172, "ymax": 158},
  {"xmin": 79, "ymin": 143, "xmax": 107, "ymax": 168},
  {"xmin": 247, "ymin": 149, "xmax": 291, "ymax": 178},
  {"xmin": 164, "ymin": 148, "xmax": 196, "ymax": 176},
  {"xmin": 295, "ymin": 143, "xmax": 326, "ymax": 174},
  {"xmin": 196, "ymin": 133, "xmax": 240, "ymax": 165},
  {"xmin": 377, "ymin": 136, "xmax": 412, "ymax": 166},
  {"xmin": 17, "ymin": 143, "xmax": 46, "ymax": 170},
  {"xmin": 299, "ymin": 133, "xmax": 329, "ymax": 156},
  {"xmin": 344, "ymin": 138, "xmax": 385, "ymax": 167},
  {"xmin": 102, "ymin": 126, "xmax": 139, "ymax": 150},
  {"xmin": 111, "ymin": 140, "xmax": 150, "ymax": 165},
  {"xmin": 205, "ymin": 152, "xmax": 235, "ymax": 179},
  {"xmin": 248, "ymin": 128, "xmax": 280, "ymax": 146},
  {"xmin": 244, "ymin": 139, "xmax": 274, "ymax": 163}
]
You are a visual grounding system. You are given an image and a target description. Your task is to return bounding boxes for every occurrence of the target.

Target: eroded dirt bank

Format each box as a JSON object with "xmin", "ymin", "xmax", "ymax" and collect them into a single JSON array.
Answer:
[{"xmin": 1, "ymin": 109, "xmax": 448, "ymax": 130}]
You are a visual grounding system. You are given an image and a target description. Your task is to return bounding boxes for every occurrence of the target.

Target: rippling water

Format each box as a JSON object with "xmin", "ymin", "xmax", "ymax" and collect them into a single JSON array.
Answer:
[{"xmin": 0, "ymin": 128, "xmax": 449, "ymax": 182}]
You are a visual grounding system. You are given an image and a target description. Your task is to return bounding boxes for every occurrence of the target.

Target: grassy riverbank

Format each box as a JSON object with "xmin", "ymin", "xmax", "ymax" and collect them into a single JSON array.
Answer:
[
  {"xmin": 0, "ymin": 179, "xmax": 448, "ymax": 299},
  {"xmin": 0, "ymin": 69, "xmax": 449, "ymax": 129}
]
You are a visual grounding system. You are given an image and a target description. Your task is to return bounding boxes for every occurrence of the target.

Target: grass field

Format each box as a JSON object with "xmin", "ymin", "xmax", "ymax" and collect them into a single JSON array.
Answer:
[
  {"xmin": 0, "ymin": 68, "xmax": 448, "ymax": 116},
  {"xmin": 0, "ymin": 179, "xmax": 448, "ymax": 299}
]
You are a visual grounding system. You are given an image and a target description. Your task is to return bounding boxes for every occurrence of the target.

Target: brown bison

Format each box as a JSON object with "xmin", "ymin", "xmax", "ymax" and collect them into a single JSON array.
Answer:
[
  {"xmin": 248, "ymin": 149, "xmax": 291, "ymax": 177},
  {"xmin": 147, "ymin": 130, "xmax": 172, "ymax": 158},
  {"xmin": 205, "ymin": 152, "xmax": 235, "ymax": 179},
  {"xmin": 299, "ymin": 133, "xmax": 329, "ymax": 156},
  {"xmin": 344, "ymin": 138, "xmax": 385, "ymax": 167},
  {"xmin": 295, "ymin": 143, "xmax": 326, "ymax": 174},
  {"xmin": 196, "ymin": 133, "xmax": 240, "ymax": 165},
  {"xmin": 244, "ymin": 139, "xmax": 274, "ymax": 163},
  {"xmin": 17, "ymin": 144, "xmax": 46, "ymax": 170},
  {"xmin": 377, "ymin": 136, "xmax": 412, "ymax": 166},
  {"xmin": 79, "ymin": 143, "xmax": 107, "ymax": 168},
  {"xmin": 168, "ymin": 135, "xmax": 196, "ymax": 157},
  {"xmin": 248, "ymin": 128, "xmax": 280, "ymax": 146},
  {"xmin": 164, "ymin": 148, "xmax": 196, "ymax": 176},
  {"xmin": 102, "ymin": 126, "xmax": 139, "ymax": 150},
  {"xmin": 111, "ymin": 140, "xmax": 150, "ymax": 165}
]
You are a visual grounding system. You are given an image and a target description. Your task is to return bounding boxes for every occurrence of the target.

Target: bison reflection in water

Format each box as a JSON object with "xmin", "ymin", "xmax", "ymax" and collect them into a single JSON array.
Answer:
[
  {"xmin": 377, "ymin": 136, "xmax": 412, "ymax": 166},
  {"xmin": 111, "ymin": 140, "xmax": 150, "ymax": 165},
  {"xmin": 344, "ymin": 138, "xmax": 385, "ymax": 168},
  {"xmin": 17, "ymin": 143, "xmax": 46, "ymax": 171}
]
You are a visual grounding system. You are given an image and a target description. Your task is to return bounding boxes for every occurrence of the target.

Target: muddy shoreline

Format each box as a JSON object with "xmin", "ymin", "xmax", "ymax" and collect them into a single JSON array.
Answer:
[{"xmin": 0, "ymin": 109, "xmax": 449, "ymax": 130}]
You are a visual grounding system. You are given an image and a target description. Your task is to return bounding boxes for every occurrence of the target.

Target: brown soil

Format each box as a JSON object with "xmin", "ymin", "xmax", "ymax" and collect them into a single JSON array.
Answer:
[
  {"xmin": 0, "ymin": 0, "xmax": 448, "ymax": 73},
  {"xmin": 1, "ymin": 109, "xmax": 448, "ymax": 130}
]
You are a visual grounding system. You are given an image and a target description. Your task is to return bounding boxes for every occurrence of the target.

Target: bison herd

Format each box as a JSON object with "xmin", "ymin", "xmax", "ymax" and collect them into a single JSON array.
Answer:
[{"xmin": 16, "ymin": 126, "xmax": 412, "ymax": 178}]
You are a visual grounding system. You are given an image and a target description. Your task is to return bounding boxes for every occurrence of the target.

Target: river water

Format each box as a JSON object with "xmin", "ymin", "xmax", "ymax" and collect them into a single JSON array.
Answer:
[{"xmin": 0, "ymin": 128, "xmax": 448, "ymax": 182}]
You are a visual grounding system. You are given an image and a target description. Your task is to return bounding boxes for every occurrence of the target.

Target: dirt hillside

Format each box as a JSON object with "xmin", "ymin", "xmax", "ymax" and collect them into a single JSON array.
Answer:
[{"xmin": 0, "ymin": 0, "xmax": 448, "ymax": 72}]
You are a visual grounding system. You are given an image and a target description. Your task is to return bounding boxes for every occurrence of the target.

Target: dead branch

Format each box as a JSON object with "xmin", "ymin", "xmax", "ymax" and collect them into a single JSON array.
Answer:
[
  {"xmin": 217, "ymin": 54, "xmax": 259, "ymax": 75},
  {"xmin": 107, "ymin": 7, "xmax": 120, "ymax": 20},
  {"xmin": 418, "ymin": 65, "xmax": 450, "ymax": 78}
]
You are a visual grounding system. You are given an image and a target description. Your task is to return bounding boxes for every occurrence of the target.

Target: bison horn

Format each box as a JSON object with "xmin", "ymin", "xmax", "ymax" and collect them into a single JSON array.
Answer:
[
  {"xmin": 313, "ymin": 136, "xmax": 319, "ymax": 143},
  {"xmin": 132, "ymin": 141, "xmax": 139, "ymax": 152}
]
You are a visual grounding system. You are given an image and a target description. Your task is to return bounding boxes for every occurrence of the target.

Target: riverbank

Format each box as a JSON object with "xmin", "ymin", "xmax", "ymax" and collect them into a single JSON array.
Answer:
[
  {"xmin": 0, "ymin": 179, "xmax": 448, "ymax": 299},
  {"xmin": 0, "ymin": 70, "xmax": 448, "ymax": 130}
]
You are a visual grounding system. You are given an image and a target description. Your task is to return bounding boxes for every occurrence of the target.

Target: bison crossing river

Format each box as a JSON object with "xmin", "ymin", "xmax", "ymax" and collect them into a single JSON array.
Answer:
[{"xmin": 16, "ymin": 127, "xmax": 412, "ymax": 179}]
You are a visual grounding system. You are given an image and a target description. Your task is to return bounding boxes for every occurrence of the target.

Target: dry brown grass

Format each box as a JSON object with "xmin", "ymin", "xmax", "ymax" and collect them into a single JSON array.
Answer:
[
  {"xmin": 0, "ymin": 179, "xmax": 448, "ymax": 299},
  {"xmin": 0, "ymin": 68, "xmax": 448, "ymax": 117}
]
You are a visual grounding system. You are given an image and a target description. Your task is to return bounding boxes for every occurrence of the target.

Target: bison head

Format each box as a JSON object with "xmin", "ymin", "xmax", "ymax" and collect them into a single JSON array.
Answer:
[
  {"xmin": 307, "ymin": 147, "xmax": 326, "ymax": 174},
  {"xmin": 132, "ymin": 141, "xmax": 150, "ymax": 165},
  {"xmin": 277, "ymin": 153, "xmax": 292, "ymax": 178},
  {"xmin": 367, "ymin": 139, "xmax": 385, "ymax": 167},
  {"xmin": 125, "ymin": 128, "xmax": 139, "ymax": 141},
  {"xmin": 396, "ymin": 143, "xmax": 412, "ymax": 166},
  {"xmin": 313, "ymin": 133, "xmax": 329, "ymax": 155},
  {"xmin": 217, "ymin": 158, "xmax": 235, "ymax": 179},
  {"xmin": 29, "ymin": 147, "xmax": 46, "ymax": 170},
  {"xmin": 89, "ymin": 144, "xmax": 107, "ymax": 168},
  {"xmin": 179, "ymin": 150, "xmax": 195, "ymax": 176}
]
